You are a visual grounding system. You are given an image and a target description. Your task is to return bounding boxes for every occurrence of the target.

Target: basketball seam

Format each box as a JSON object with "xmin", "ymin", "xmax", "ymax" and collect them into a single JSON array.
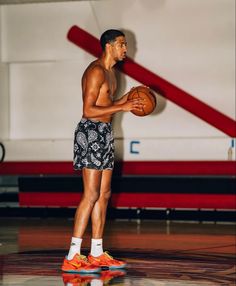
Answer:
[
  {"xmin": 137, "ymin": 87, "xmax": 147, "ymax": 115},
  {"xmin": 149, "ymin": 93, "xmax": 155, "ymax": 111},
  {"xmin": 148, "ymin": 92, "xmax": 156, "ymax": 113}
]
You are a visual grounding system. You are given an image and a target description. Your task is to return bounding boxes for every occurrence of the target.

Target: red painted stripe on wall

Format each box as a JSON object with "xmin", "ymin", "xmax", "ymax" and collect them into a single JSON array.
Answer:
[
  {"xmin": 1, "ymin": 161, "xmax": 235, "ymax": 175},
  {"xmin": 19, "ymin": 192, "xmax": 236, "ymax": 209},
  {"xmin": 67, "ymin": 25, "xmax": 236, "ymax": 137},
  {"xmin": 111, "ymin": 193, "xmax": 236, "ymax": 209}
]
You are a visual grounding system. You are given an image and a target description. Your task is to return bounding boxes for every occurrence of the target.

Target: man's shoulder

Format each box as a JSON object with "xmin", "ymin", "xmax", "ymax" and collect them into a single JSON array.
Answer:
[
  {"xmin": 82, "ymin": 60, "xmax": 106, "ymax": 83},
  {"xmin": 86, "ymin": 60, "xmax": 105, "ymax": 74}
]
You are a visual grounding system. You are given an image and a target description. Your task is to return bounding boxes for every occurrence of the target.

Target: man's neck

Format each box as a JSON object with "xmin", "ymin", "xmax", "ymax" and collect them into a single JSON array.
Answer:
[{"xmin": 100, "ymin": 53, "xmax": 116, "ymax": 70}]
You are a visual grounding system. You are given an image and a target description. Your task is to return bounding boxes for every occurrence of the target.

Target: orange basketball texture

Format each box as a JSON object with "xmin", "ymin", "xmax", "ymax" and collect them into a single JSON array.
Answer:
[{"xmin": 128, "ymin": 86, "xmax": 156, "ymax": 116}]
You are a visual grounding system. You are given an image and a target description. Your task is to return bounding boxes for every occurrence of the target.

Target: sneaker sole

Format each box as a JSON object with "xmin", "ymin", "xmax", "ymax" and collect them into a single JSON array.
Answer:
[
  {"xmin": 62, "ymin": 268, "xmax": 101, "ymax": 274},
  {"xmin": 101, "ymin": 264, "xmax": 127, "ymax": 270}
]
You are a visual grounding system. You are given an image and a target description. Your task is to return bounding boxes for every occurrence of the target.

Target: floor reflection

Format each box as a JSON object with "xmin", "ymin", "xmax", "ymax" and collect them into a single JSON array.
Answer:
[
  {"xmin": 1, "ymin": 248, "xmax": 235, "ymax": 285},
  {"xmin": 0, "ymin": 218, "xmax": 235, "ymax": 285}
]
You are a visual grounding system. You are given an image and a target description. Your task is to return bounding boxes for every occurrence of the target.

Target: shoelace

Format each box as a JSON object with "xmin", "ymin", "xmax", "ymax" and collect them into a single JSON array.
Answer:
[
  {"xmin": 104, "ymin": 251, "xmax": 114, "ymax": 260},
  {"xmin": 76, "ymin": 254, "xmax": 89, "ymax": 263}
]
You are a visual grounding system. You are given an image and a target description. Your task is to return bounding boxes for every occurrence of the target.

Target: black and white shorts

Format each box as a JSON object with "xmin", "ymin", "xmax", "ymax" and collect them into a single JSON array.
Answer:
[{"xmin": 73, "ymin": 118, "xmax": 115, "ymax": 170}]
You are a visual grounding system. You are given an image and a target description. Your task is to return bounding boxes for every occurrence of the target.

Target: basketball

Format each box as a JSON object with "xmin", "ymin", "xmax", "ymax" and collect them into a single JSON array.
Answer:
[{"xmin": 128, "ymin": 86, "xmax": 156, "ymax": 117}]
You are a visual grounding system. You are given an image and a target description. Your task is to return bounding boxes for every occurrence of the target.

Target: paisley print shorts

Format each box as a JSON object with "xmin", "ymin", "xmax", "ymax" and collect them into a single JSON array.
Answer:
[{"xmin": 73, "ymin": 118, "xmax": 115, "ymax": 170}]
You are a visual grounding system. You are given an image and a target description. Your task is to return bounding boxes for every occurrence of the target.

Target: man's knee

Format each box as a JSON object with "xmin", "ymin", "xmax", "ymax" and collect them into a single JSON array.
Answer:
[
  {"xmin": 101, "ymin": 189, "xmax": 111, "ymax": 201},
  {"xmin": 84, "ymin": 189, "xmax": 100, "ymax": 205}
]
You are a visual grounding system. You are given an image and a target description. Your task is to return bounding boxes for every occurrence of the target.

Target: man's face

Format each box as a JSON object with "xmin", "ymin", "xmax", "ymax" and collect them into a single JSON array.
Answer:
[{"xmin": 110, "ymin": 36, "xmax": 127, "ymax": 61}]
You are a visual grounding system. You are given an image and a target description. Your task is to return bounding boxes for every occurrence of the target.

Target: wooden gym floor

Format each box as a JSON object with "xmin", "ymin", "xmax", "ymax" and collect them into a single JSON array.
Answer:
[{"xmin": 0, "ymin": 218, "xmax": 235, "ymax": 286}]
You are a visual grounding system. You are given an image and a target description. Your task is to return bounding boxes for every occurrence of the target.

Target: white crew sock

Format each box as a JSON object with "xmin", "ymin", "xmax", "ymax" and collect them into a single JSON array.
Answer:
[
  {"xmin": 90, "ymin": 238, "xmax": 103, "ymax": 257},
  {"xmin": 67, "ymin": 237, "xmax": 82, "ymax": 260},
  {"xmin": 90, "ymin": 279, "xmax": 103, "ymax": 286}
]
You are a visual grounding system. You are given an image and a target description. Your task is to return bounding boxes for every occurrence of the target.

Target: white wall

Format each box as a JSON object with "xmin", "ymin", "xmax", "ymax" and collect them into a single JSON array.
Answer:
[
  {"xmin": 0, "ymin": 63, "xmax": 9, "ymax": 140},
  {"xmin": 0, "ymin": 7, "xmax": 9, "ymax": 140},
  {"xmin": 0, "ymin": 0, "xmax": 235, "ymax": 161}
]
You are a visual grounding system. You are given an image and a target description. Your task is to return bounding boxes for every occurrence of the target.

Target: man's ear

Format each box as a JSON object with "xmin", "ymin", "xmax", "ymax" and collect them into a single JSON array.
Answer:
[{"xmin": 105, "ymin": 42, "xmax": 112, "ymax": 50}]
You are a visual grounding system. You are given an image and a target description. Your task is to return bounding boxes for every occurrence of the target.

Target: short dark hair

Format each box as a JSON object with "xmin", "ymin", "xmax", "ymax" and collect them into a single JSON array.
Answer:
[{"xmin": 100, "ymin": 29, "xmax": 125, "ymax": 51}]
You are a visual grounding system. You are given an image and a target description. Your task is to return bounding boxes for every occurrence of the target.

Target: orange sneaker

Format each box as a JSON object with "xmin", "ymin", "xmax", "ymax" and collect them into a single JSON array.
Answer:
[
  {"xmin": 61, "ymin": 254, "xmax": 101, "ymax": 273},
  {"xmin": 62, "ymin": 273, "xmax": 99, "ymax": 286},
  {"xmin": 100, "ymin": 269, "xmax": 126, "ymax": 284},
  {"xmin": 88, "ymin": 252, "xmax": 127, "ymax": 269}
]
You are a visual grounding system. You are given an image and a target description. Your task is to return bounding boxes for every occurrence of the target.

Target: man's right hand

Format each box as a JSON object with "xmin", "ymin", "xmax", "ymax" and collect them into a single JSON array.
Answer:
[{"xmin": 122, "ymin": 98, "xmax": 145, "ymax": 112}]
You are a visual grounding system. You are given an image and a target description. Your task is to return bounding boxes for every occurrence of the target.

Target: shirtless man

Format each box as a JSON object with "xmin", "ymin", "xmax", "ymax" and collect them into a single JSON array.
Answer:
[{"xmin": 62, "ymin": 29, "xmax": 143, "ymax": 273}]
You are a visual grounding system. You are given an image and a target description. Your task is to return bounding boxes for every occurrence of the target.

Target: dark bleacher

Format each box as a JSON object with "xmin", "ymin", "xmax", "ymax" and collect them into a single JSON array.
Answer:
[{"xmin": 1, "ymin": 161, "xmax": 235, "ymax": 221}]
